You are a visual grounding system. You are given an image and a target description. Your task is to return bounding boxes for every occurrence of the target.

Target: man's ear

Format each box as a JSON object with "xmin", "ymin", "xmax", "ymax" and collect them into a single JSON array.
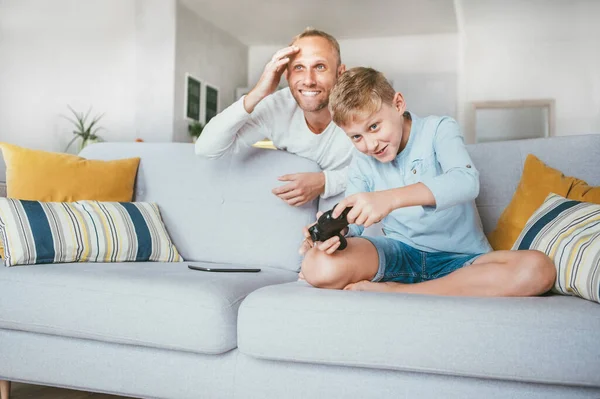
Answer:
[
  {"xmin": 393, "ymin": 92, "xmax": 406, "ymax": 114},
  {"xmin": 337, "ymin": 64, "xmax": 346, "ymax": 77}
]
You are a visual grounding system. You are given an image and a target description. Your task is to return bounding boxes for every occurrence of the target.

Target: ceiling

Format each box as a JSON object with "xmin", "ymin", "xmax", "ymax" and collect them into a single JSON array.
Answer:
[{"xmin": 180, "ymin": 0, "xmax": 458, "ymax": 46}]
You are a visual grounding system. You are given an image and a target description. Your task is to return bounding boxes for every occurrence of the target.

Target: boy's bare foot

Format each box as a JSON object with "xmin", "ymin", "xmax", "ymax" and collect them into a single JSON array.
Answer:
[
  {"xmin": 298, "ymin": 271, "xmax": 305, "ymax": 281},
  {"xmin": 344, "ymin": 280, "xmax": 400, "ymax": 292}
]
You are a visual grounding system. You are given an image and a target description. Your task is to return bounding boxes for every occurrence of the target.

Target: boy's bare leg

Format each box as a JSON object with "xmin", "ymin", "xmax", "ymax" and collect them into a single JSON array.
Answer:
[
  {"xmin": 345, "ymin": 250, "xmax": 556, "ymax": 297},
  {"xmin": 301, "ymin": 237, "xmax": 379, "ymax": 289}
]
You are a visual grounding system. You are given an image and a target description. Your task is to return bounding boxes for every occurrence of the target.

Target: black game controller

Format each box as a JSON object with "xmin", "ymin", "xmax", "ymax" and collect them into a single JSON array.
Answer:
[{"xmin": 308, "ymin": 204, "xmax": 353, "ymax": 250}]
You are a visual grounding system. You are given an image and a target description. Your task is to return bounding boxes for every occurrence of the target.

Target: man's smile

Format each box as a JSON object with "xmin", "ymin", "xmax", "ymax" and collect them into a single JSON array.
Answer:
[{"xmin": 299, "ymin": 90, "xmax": 321, "ymax": 97}]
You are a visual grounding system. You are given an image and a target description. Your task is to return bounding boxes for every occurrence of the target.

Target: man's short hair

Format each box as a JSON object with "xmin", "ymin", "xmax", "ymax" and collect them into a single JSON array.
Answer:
[
  {"xmin": 290, "ymin": 27, "xmax": 341, "ymax": 66},
  {"xmin": 329, "ymin": 67, "xmax": 396, "ymax": 126}
]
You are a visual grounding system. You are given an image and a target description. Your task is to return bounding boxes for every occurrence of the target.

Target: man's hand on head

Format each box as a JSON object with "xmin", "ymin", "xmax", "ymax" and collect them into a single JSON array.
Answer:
[
  {"xmin": 244, "ymin": 46, "xmax": 300, "ymax": 114},
  {"xmin": 272, "ymin": 172, "xmax": 325, "ymax": 207}
]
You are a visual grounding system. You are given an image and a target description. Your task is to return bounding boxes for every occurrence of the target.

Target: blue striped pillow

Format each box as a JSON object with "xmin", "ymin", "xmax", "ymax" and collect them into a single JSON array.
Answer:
[
  {"xmin": 0, "ymin": 199, "xmax": 183, "ymax": 267},
  {"xmin": 512, "ymin": 193, "xmax": 600, "ymax": 303}
]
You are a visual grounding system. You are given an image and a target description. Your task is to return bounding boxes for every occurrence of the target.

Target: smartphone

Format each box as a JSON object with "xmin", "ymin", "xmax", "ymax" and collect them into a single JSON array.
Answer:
[{"xmin": 188, "ymin": 265, "xmax": 261, "ymax": 273}]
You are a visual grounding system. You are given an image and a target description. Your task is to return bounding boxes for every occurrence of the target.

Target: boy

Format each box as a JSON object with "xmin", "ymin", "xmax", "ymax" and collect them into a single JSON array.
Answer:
[{"xmin": 299, "ymin": 67, "xmax": 556, "ymax": 297}]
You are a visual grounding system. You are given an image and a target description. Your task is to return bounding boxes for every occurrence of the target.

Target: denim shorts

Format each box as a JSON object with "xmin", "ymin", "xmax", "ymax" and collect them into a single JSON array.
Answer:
[{"xmin": 360, "ymin": 236, "xmax": 484, "ymax": 283}]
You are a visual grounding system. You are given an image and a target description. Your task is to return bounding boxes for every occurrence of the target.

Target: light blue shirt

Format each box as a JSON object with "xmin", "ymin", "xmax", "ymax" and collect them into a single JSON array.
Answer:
[{"xmin": 346, "ymin": 113, "xmax": 492, "ymax": 255}]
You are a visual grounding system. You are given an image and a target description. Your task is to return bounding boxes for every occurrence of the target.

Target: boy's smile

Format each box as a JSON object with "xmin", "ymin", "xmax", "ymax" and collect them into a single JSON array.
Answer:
[
  {"xmin": 342, "ymin": 93, "xmax": 410, "ymax": 163},
  {"xmin": 373, "ymin": 145, "xmax": 388, "ymax": 156}
]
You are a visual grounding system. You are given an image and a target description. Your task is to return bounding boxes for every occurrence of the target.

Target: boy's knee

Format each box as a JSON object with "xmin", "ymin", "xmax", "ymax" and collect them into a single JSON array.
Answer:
[
  {"xmin": 301, "ymin": 249, "xmax": 347, "ymax": 289},
  {"xmin": 518, "ymin": 250, "xmax": 556, "ymax": 293}
]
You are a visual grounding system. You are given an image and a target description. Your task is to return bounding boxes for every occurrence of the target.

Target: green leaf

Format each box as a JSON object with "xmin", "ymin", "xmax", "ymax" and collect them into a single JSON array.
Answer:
[
  {"xmin": 63, "ymin": 105, "xmax": 105, "ymax": 142},
  {"xmin": 83, "ymin": 106, "xmax": 92, "ymax": 126},
  {"xmin": 64, "ymin": 136, "xmax": 80, "ymax": 152},
  {"xmin": 91, "ymin": 126, "xmax": 105, "ymax": 136}
]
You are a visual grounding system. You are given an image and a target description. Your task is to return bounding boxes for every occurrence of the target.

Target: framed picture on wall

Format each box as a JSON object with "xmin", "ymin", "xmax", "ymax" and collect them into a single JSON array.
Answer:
[
  {"xmin": 205, "ymin": 83, "xmax": 219, "ymax": 124},
  {"xmin": 185, "ymin": 74, "xmax": 201, "ymax": 121}
]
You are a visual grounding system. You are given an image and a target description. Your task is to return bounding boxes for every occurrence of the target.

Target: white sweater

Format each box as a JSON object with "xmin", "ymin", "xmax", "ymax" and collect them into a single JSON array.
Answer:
[{"xmin": 195, "ymin": 88, "xmax": 353, "ymax": 198}]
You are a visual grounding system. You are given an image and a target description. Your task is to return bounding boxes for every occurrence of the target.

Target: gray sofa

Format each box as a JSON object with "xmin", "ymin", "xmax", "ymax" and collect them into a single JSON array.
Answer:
[{"xmin": 1, "ymin": 135, "xmax": 599, "ymax": 399}]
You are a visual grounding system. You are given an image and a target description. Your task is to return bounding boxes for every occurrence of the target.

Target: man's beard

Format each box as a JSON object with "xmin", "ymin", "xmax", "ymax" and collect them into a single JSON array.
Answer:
[{"xmin": 290, "ymin": 88, "xmax": 329, "ymax": 112}]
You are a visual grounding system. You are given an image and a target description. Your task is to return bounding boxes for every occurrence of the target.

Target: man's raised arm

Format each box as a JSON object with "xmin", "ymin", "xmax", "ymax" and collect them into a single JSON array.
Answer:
[{"xmin": 195, "ymin": 45, "xmax": 300, "ymax": 159}]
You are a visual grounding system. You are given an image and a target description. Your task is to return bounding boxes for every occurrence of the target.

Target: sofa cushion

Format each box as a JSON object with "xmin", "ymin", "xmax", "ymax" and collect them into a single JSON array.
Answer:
[
  {"xmin": 486, "ymin": 154, "xmax": 577, "ymax": 250},
  {"xmin": 486, "ymin": 154, "xmax": 600, "ymax": 251},
  {"xmin": 238, "ymin": 282, "xmax": 600, "ymax": 387},
  {"xmin": 0, "ymin": 262, "xmax": 296, "ymax": 354},
  {"xmin": 0, "ymin": 142, "xmax": 140, "ymax": 202},
  {"xmin": 569, "ymin": 177, "xmax": 600, "ymax": 203},
  {"xmin": 0, "ymin": 199, "xmax": 182, "ymax": 267},
  {"xmin": 513, "ymin": 193, "xmax": 600, "ymax": 303}
]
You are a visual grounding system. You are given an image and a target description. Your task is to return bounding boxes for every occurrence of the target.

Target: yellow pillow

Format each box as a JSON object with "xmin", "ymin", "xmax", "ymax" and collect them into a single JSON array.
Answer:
[
  {"xmin": 487, "ymin": 154, "xmax": 600, "ymax": 250},
  {"xmin": 0, "ymin": 143, "xmax": 140, "ymax": 202},
  {"xmin": 569, "ymin": 178, "xmax": 600, "ymax": 203},
  {"xmin": 488, "ymin": 155, "xmax": 572, "ymax": 250}
]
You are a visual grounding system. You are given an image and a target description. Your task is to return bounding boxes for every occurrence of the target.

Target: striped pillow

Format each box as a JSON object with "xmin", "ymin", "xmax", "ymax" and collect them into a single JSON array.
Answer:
[
  {"xmin": 0, "ymin": 199, "xmax": 182, "ymax": 267},
  {"xmin": 512, "ymin": 193, "xmax": 600, "ymax": 303}
]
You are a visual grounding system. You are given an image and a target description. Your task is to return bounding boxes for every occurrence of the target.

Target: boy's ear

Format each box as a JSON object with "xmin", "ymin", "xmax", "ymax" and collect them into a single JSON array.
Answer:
[
  {"xmin": 393, "ymin": 92, "xmax": 406, "ymax": 114},
  {"xmin": 337, "ymin": 64, "xmax": 346, "ymax": 77}
]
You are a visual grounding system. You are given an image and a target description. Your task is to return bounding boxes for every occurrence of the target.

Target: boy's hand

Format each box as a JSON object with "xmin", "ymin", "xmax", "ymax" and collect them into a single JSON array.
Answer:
[
  {"xmin": 333, "ymin": 191, "xmax": 392, "ymax": 227},
  {"xmin": 299, "ymin": 212, "xmax": 345, "ymax": 255},
  {"xmin": 273, "ymin": 172, "xmax": 325, "ymax": 207},
  {"xmin": 299, "ymin": 212, "xmax": 321, "ymax": 255},
  {"xmin": 244, "ymin": 46, "xmax": 300, "ymax": 113}
]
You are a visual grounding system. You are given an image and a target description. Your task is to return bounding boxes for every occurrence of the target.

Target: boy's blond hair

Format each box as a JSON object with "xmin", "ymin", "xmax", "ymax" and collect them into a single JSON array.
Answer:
[
  {"xmin": 290, "ymin": 27, "xmax": 341, "ymax": 66},
  {"xmin": 329, "ymin": 67, "xmax": 396, "ymax": 126}
]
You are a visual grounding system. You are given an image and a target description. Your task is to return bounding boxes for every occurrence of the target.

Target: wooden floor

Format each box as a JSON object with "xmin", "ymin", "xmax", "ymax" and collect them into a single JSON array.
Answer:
[{"xmin": 9, "ymin": 382, "xmax": 134, "ymax": 399}]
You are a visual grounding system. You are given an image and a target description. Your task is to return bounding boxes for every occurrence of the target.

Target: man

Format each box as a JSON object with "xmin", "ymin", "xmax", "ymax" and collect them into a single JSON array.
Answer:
[{"xmin": 195, "ymin": 28, "xmax": 353, "ymax": 206}]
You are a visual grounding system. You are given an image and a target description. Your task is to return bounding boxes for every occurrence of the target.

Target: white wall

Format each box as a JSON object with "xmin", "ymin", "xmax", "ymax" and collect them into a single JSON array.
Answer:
[
  {"xmin": 173, "ymin": 2, "xmax": 247, "ymax": 142},
  {"xmin": 0, "ymin": 0, "xmax": 248, "ymax": 152},
  {"xmin": 3, "ymin": 0, "xmax": 598, "ymax": 151},
  {"xmin": 459, "ymin": 0, "xmax": 600, "ymax": 141},
  {"xmin": 0, "ymin": 0, "xmax": 137, "ymax": 152},
  {"xmin": 248, "ymin": 1, "xmax": 600, "ymax": 143},
  {"xmin": 135, "ymin": 0, "xmax": 177, "ymax": 143}
]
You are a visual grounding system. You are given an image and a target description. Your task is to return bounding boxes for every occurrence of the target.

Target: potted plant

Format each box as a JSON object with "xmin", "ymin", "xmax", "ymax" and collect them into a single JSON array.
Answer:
[
  {"xmin": 63, "ymin": 105, "xmax": 105, "ymax": 152},
  {"xmin": 188, "ymin": 121, "xmax": 204, "ymax": 143}
]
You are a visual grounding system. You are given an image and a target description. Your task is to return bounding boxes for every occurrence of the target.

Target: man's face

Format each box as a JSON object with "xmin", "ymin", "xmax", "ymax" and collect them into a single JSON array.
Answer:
[
  {"xmin": 342, "ymin": 102, "xmax": 405, "ymax": 163},
  {"xmin": 286, "ymin": 36, "xmax": 343, "ymax": 113}
]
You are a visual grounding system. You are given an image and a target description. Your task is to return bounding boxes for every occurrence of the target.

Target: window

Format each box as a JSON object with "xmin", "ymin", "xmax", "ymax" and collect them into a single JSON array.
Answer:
[
  {"xmin": 205, "ymin": 84, "xmax": 219, "ymax": 124},
  {"xmin": 186, "ymin": 74, "xmax": 201, "ymax": 121}
]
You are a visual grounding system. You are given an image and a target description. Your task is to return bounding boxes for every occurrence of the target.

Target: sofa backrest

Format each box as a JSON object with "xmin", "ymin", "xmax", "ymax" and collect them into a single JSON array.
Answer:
[
  {"xmin": 80, "ymin": 143, "xmax": 320, "ymax": 272},
  {"xmin": 467, "ymin": 134, "xmax": 600, "ymax": 233}
]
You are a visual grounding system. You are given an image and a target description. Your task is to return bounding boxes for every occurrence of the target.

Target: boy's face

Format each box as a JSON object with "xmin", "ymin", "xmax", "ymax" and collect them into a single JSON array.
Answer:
[
  {"xmin": 341, "ymin": 93, "xmax": 407, "ymax": 163},
  {"xmin": 286, "ymin": 36, "xmax": 345, "ymax": 113}
]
